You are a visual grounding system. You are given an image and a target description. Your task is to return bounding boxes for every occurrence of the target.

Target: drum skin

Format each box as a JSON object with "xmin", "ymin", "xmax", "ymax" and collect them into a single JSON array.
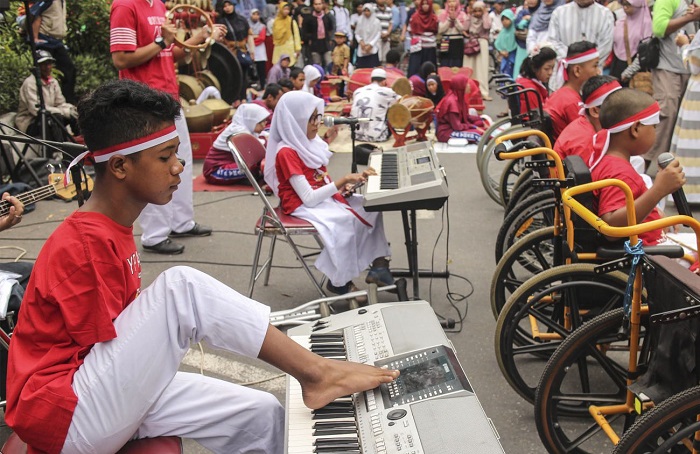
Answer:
[{"xmin": 387, "ymin": 96, "xmax": 434, "ymax": 130}]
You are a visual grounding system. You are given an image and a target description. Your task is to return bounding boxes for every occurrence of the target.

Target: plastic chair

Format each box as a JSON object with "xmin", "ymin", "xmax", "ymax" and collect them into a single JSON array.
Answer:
[
  {"xmin": 1, "ymin": 432, "xmax": 182, "ymax": 453},
  {"xmin": 227, "ymin": 133, "xmax": 326, "ymax": 298}
]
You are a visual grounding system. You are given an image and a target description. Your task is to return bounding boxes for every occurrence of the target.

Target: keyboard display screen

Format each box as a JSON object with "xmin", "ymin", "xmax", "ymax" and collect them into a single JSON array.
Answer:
[{"xmin": 400, "ymin": 358, "xmax": 453, "ymax": 394}]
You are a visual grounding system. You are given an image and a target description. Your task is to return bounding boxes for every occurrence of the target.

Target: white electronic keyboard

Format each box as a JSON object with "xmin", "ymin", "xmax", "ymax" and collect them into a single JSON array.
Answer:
[
  {"xmin": 285, "ymin": 302, "xmax": 504, "ymax": 453},
  {"xmin": 363, "ymin": 143, "xmax": 449, "ymax": 212}
]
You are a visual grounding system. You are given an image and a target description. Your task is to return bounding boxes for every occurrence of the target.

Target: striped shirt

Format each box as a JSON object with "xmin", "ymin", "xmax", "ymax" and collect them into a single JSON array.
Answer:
[
  {"xmin": 375, "ymin": 6, "xmax": 393, "ymax": 33},
  {"xmin": 546, "ymin": 2, "xmax": 614, "ymax": 64}
]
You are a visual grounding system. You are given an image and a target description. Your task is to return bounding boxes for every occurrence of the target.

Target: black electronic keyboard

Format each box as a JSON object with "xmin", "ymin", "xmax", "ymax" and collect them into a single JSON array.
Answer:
[
  {"xmin": 285, "ymin": 302, "xmax": 504, "ymax": 453},
  {"xmin": 363, "ymin": 143, "xmax": 449, "ymax": 212}
]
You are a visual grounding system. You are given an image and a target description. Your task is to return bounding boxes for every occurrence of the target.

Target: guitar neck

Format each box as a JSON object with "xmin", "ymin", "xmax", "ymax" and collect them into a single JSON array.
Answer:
[{"xmin": 0, "ymin": 185, "xmax": 57, "ymax": 217}]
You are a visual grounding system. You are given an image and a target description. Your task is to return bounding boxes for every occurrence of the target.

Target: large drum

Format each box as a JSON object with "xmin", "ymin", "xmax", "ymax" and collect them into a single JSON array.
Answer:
[{"xmin": 386, "ymin": 96, "xmax": 434, "ymax": 146}]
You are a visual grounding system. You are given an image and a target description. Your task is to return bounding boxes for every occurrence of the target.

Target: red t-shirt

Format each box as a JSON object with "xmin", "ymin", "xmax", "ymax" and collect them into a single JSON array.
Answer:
[
  {"xmin": 591, "ymin": 155, "xmax": 662, "ymax": 245},
  {"xmin": 276, "ymin": 147, "xmax": 332, "ymax": 214},
  {"xmin": 554, "ymin": 115, "xmax": 595, "ymax": 163},
  {"xmin": 516, "ymin": 77, "xmax": 549, "ymax": 115},
  {"xmin": 544, "ymin": 86, "xmax": 582, "ymax": 141},
  {"xmin": 6, "ymin": 211, "xmax": 141, "ymax": 453},
  {"xmin": 110, "ymin": 0, "xmax": 179, "ymax": 98}
]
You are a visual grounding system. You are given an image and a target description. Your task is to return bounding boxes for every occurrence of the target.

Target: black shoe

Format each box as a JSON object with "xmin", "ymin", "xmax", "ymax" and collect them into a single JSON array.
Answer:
[
  {"xmin": 143, "ymin": 239, "xmax": 185, "ymax": 255},
  {"xmin": 170, "ymin": 223, "xmax": 212, "ymax": 238},
  {"xmin": 326, "ymin": 280, "xmax": 368, "ymax": 304}
]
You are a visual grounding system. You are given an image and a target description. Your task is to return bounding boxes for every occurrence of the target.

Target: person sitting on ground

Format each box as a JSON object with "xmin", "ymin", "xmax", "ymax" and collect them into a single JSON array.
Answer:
[
  {"xmin": 303, "ymin": 64, "xmax": 323, "ymax": 96},
  {"xmin": 5, "ymin": 79, "xmax": 400, "ymax": 454},
  {"xmin": 15, "ymin": 50, "xmax": 78, "ymax": 141},
  {"xmin": 435, "ymin": 74, "xmax": 485, "ymax": 143},
  {"xmin": 409, "ymin": 61, "xmax": 436, "ymax": 96},
  {"xmin": 267, "ymin": 53, "xmax": 292, "ymax": 84},
  {"xmin": 290, "ymin": 67, "xmax": 306, "ymax": 90},
  {"xmin": 554, "ymin": 75, "xmax": 619, "ymax": 162},
  {"xmin": 278, "ymin": 77, "xmax": 295, "ymax": 93},
  {"xmin": 384, "ymin": 48, "xmax": 404, "ymax": 76},
  {"xmin": 589, "ymin": 88, "xmax": 686, "ymax": 247},
  {"xmin": 515, "ymin": 44, "xmax": 557, "ymax": 118},
  {"xmin": 350, "ymin": 68, "xmax": 401, "ymax": 142},
  {"xmin": 265, "ymin": 90, "xmax": 396, "ymax": 296},
  {"xmin": 252, "ymin": 83, "xmax": 283, "ymax": 125},
  {"xmin": 544, "ymin": 40, "xmax": 600, "ymax": 141},
  {"xmin": 425, "ymin": 74, "xmax": 445, "ymax": 106},
  {"xmin": 203, "ymin": 103, "xmax": 271, "ymax": 185}
]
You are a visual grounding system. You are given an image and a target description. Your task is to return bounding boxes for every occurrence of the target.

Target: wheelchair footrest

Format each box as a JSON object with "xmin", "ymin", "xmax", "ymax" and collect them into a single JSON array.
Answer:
[
  {"xmin": 594, "ymin": 257, "xmax": 631, "ymax": 274},
  {"xmin": 524, "ymin": 160, "xmax": 555, "ymax": 169}
]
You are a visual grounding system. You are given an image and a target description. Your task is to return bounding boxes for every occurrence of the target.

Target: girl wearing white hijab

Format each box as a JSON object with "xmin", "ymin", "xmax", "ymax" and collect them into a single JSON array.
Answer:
[
  {"xmin": 302, "ymin": 65, "xmax": 323, "ymax": 96},
  {"xmin": 265, "ymin": 91, "xmax": 393, "ymax": 295},
  {"xmin": 354, "ymin": 3, "xmax": 382, "ymax": 69},
  {"xmin": 203, "ymin": 103, "xmax": 270, "ymax": 185}
]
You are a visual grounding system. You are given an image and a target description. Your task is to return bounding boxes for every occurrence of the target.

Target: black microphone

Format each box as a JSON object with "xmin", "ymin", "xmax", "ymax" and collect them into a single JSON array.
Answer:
[
  {"xmin": 322, "ymin": 116, "xmax": 371, "ymax": 127},
  {"xmin": 658, "ymin": 152, "xmax": 693, "ymax": 217}
]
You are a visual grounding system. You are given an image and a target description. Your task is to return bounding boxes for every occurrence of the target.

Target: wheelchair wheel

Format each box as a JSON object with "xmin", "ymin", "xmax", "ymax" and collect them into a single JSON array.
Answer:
[
  {"xmin": 534, "ymin": 308, "xmax": 651, "ymax": 454},
  {"xmin": 479, "ymin": 125, "xmax": 530, "ymax": 205},
  {"xmin": 495, "ymin": 264, "xmax": 628, "ymax": 404},
  {"xmin": 476, "ymin": 116, "xmax": 512, "ymax": 167},
  {"xmin": 498, "ymin": 159, "xmax": 530, "ymax": 209},
  {"xmin": 495, "ymin": 191, "xmax": 557, "ymax": 263},
  {"xmin": 612, "ymin": 385, "xmax": 700, "ymax": 453},
  {"xmin": 490, "ymin": 226, "xmax": 556, "ymax": 319}
]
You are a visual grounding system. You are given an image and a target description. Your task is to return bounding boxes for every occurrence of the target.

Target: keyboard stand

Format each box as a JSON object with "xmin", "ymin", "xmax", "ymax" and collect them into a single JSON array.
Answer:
[{"xmin": 391, "ymin": 209, "xmax": 450, "ymax": 299}]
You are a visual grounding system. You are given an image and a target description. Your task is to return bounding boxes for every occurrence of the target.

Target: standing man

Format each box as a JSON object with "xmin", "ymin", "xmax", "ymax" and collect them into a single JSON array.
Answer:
[
  {"xmin": 375, "ymin": 0, "xmax": 394, "ymax": 63},
  {"xmin": 29, "ymin": 0, "xmax": 76, "ymax": 104},
  {"xmin": 110, "ymin": 0, "xmax": 217, "ymax": 254},
  {"xmin": 302, "ymin": 0, "xmax": 335, "ymax": 66},
  {"xmin": 546, "ymin": 0, "xmax": 613, "ymax": 90},
  {"xmin": 644, "ymin": 0, "xmax": 700, "ymax": 168}
]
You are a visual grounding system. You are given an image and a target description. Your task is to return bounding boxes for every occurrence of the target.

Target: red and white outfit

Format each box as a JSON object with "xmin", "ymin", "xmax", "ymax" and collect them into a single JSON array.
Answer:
[
  {"xmin": 515, "ymin": 76, "xmax": 549, "ymax": 115},
  {"xmin": 110, "ymin": 0, "xmax": 196, "ymax": 247},
  {"xmin": 544, "ymin": 85, "xmax": 581, "ymax": 141},
  {"xmin": 265, "ymin": 91, "xmax": 390, "ymax": 287},
  {"xmin": 553, "ymin": 115, "xmax": 596, "ymax": 162},
  {"xmin": 6, "ymin": 211, "xmax": 282, "ymax": 453}
]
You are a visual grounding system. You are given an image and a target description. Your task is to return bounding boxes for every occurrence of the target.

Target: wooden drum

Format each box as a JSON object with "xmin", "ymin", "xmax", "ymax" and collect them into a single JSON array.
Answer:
[{"xmin": 386, "ymin": 96, "xmax": 434, "ymax": 146}]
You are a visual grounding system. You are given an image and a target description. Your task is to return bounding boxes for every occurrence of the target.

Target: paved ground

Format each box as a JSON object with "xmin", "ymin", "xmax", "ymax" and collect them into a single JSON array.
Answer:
[{"xmin": 0, "ymin": 95, "xmax": 554, "ymax": 453}]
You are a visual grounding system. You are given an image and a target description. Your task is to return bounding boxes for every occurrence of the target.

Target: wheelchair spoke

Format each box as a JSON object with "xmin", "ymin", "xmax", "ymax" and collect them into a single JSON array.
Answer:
[
  {"xmin": 565, "ymin": 414, "xmax": 624, "ymax": 452},
  {"xmin": 551, "ymin": 392, "xmax": 627, "ymax": 405},
  {"xmin": 511, "ymin": 341, "xmax": 561, "ymax": 356}
]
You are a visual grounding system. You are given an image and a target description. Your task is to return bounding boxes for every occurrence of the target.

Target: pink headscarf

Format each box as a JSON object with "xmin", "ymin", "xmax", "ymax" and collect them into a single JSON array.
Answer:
[
  {"xmin": 612, "ymin": 0, "xmax": 652, "ymax": 62},
  {"xmin": 438, "ymin": 0, "xmax": 468, "ymax": 28}
]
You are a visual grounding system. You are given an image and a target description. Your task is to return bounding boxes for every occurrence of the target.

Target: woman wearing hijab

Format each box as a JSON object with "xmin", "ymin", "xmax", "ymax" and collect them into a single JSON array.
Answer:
[
  {"xmin": 435, "ymin": 74, "xmax": 485, "ymax": 143},
  {"xmin": 437, "ymin": 0, "xmax": 468, "ymax": 68},
  {"xmin": 494, "ymin": 9, "xmax": 518, "ymax": 77},
  {"xmin": 407, "ymin": 0, "xmax": 439, "ymax": 77},
  {"xmin": 302, "ymin": 64, "xmax": 323, "ymax": 97},
  {"xmin": 217, "ymin": 0, "xmax": 255, "ymax": 100},
  {"xmin": 463, "ymin": 1, "xmax": 491, "ymax": 99},
  {"xmin": 354, "ymin": 3, "xmax": 382, "ymax": 69},
  {"xmin": 525, "ymin": 0, "xmax": 564, "ymax": 53},
  {"xmin": 271, "ymin": 2, "xmax": 302, "ymax": 66},
  {"xmin": 203, "ymin": 104, "xmax": 270, "ymax": 185},
  {"xmin": 409, "ymin": 61, "xmax": 436, "ymax": 96},
  {"xmin": 264, "ymin": 91, "xmax": 394, "ymax": 296},
  {"xmin": 670, "ymin": 34, "xmax": 700, "ymax": 202},
  {"xmin": 611, "ymin": 0, "xmax": 652, "ymax": 80},
  {"xmin": 514, "ymin": 0, "xmax": 539, "ymax": 76}
]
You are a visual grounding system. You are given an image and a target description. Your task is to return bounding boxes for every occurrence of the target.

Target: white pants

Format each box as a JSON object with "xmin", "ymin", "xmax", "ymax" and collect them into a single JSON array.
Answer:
[
  {"xmin": 62, "ymin": 267, "xmax": 283, "ymax": 454},
  {"xmin": 139, "ymin": 112, "xmax": 196, "ymax": 246}
]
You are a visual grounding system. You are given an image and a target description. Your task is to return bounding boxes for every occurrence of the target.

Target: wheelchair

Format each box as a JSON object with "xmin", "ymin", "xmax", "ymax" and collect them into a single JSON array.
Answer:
[{"xmin": 532, "ymin": 179, "xmax": 700, "ymax": 453}]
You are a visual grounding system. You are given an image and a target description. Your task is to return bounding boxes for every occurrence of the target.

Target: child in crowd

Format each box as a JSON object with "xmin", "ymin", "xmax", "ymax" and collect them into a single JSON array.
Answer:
[
  {"xmin": 544, "ymin": 41, "xmax": 600, "ymax": 141},
  {"xmin": 267, "ymin": 54, "xmax": 291, "ymax": 86},
  {"xmin": 409, "ymin": 61, "xmax": 436, "ymax": 96},
  {"xmin": 435, "ymin": 74, "xmax": 485, "ymax": 143},
  {"xmin": 279, "ymin": 77, "xmax": 295, "ymax": 92},
  {"xmin": 554, "ymin": 75, "xmax": 618, "ymax": 162},
  {"xmin": 590, "ymin": 88, "xmax": 685, "ymax": 246},
  {"xmin": 203, "ymin": 103, "xmax": 271, "ymax": 185},
  {"xmin": 515, "ymin": 45, "xmax": 557, "ymax": 116},
  {"xmin": 250, "ymin": 9, "xmax": 268, "ymax": 88},
  {"xmin": 494, "ymin": 9, "xmax": 518, "ymax": 77},
  {"xmin": 303, "ymin": 64, "xmax": 323, "ymax": 96},
  {"xmin": 331, "ymin": 31, "xmax": 351, "ymax": 76},
  {"xmin": 6, "ymin": 80, "xmax": 399, "ymax": 453},
  {"xmin": 264, "ymin": 90, "xmax": 395, "ymax": 296},
  {"xmin": 290, "ymin": 66, "xmax": 306, "ymax": 90},
  {"xmin": 425, "ymin": 74, "xmax": 445, "ymax": 106}
]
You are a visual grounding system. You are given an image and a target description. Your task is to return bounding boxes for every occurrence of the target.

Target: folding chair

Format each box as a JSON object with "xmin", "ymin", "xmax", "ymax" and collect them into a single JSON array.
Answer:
[{"xmin": 227, "ymin": 133, "xmax": 327, "ymax": 298}]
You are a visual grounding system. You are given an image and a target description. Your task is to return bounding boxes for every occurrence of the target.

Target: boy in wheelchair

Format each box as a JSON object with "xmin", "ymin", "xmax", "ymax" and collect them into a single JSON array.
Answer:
[
  {"xmin": 5, "ymin": 80, "xmax": 399, "ymax": 454},
  {"xmin": 590, "ymin": 88, "xmax": 693, "ymax": 254}
]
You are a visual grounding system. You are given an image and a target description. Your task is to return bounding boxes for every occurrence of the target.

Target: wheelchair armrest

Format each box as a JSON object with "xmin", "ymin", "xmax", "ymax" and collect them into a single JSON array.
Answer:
[{"xmin": 595, "ymin": 245, "xmax": 685, "ymax": 260}]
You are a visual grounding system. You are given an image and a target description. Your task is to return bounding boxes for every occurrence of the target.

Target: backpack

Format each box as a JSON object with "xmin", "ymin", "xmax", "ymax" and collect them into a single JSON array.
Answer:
[{"xmin": 637, "ymin": 36, "xmax": 661, "ymax": 71}]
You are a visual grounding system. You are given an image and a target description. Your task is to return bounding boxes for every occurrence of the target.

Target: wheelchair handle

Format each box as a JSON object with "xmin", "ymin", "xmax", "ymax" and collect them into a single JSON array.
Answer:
[
  {"xmin": 491, "ymin": 146, "xmax": 565, "ymax": 182},
  {"xmin": 493, "ymin": 140, "xmax": 540, "ymax": 161},
  {"xmin": 562, "ymin": 179, "xmax": 700, "ymax": 256},
  {"xmin": 494, "ymin": 128, "xmax": 553, "ymax": 150}
]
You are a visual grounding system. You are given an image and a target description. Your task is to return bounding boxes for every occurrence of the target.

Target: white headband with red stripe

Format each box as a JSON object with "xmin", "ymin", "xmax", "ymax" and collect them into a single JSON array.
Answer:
[
  {"xmin": 588, "ymin": 102, "xmax": 661, "ymax": 171},
  {"xmin": 66, "ymin": 125, "xmax": 178, "ymax": 183},
  {"xmin": 557, "ymin": 48, "xmax": 600, "ymax": 83},
  {"xmin": 578, "ymin": 80, "xmax": 622, "ymax": 115}
]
